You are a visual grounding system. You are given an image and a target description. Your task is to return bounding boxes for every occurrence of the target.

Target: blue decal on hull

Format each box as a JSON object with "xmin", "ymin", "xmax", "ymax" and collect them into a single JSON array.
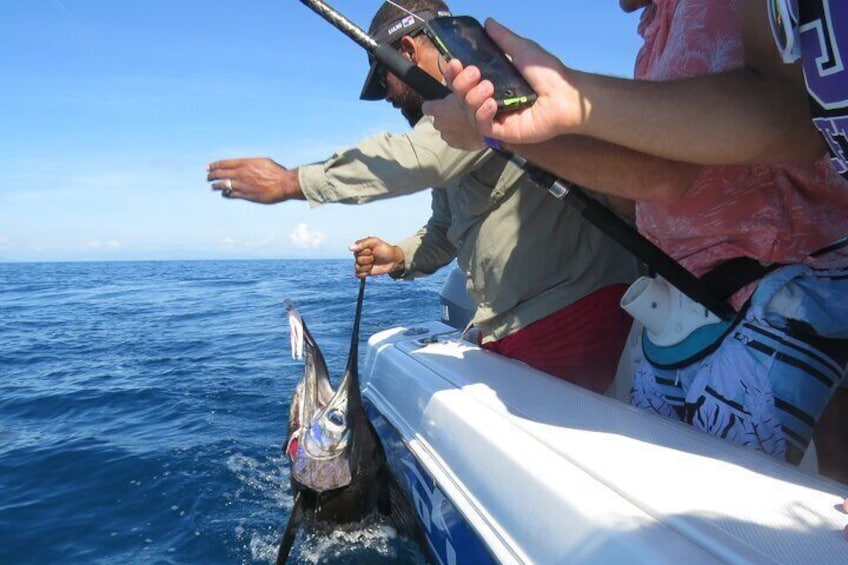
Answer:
[{"xmin": 366, "ymin": 403, "xmax": 497, "ymax": 565}]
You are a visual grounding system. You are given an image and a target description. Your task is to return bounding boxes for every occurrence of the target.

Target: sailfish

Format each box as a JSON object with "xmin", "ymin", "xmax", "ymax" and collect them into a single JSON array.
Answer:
[{"xmin": 277, "ymin": 279, "xmax": 422, "ymax": 563}]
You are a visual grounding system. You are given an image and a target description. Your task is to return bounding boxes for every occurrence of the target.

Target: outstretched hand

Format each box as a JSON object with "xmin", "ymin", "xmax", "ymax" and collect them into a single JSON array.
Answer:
[
  {"xmin": 350, "ymin": 237, "xmax": 405, "ymax": 280},
  {"xmin": 206, "ymin": 157, "xmax": 304, "ymax": 203},
  {"xmin": 425, "ymin": 18, "xmax": 587, "ymax": 146}
]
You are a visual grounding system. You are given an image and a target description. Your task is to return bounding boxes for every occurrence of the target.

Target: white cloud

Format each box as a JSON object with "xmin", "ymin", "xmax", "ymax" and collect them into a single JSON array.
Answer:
[
  {"xmin": 218, "ymin": 233, "xmax": 286, "ymax": 251},
  {"xmin": 0, "ymin": 236, "xmax": 10, "ymax": 248},
  {"xmin": 288, "ymin": 223, "xmax": 326, "ymax": 249},
  {"xmin": 85, "ymin": 240, "xmax": 121, "ymax": 250}
]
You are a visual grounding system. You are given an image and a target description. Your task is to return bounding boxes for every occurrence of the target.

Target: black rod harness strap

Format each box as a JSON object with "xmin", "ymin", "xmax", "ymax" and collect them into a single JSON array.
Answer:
[
  {"xmin": 702, "ymin": 235, "xmax": 848, "ymax": 301},
  {"xmin": 298, "ymin": 0, "xmax": 735, "ymax": 320}
]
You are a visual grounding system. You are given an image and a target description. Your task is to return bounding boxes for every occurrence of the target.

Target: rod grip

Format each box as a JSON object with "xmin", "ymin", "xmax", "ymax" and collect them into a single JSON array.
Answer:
[{"xmin": 373, "ymin": 43, "xmax": 451, "ymax": 100}]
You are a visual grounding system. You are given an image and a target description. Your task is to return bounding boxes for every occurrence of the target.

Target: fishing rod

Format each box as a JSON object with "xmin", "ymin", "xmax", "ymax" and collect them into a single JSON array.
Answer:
[{"xmin": 297, "ymin": 0, "xmax": 734, "ymax": 320}]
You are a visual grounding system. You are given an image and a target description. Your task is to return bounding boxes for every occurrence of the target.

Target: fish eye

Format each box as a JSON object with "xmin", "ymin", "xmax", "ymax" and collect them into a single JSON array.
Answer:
[{"xmin": 326, "ymin": 409, "xmax": 346, "ymax": 427}]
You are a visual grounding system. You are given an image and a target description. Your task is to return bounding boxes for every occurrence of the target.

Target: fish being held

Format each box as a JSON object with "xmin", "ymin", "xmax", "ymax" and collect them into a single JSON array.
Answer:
[{"xmin": 277, "ymin": 279, "xmax": 423, "ymax": 563}]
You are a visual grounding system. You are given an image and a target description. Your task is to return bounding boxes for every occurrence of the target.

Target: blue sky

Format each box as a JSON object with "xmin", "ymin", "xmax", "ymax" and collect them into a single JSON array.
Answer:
[{"xmin": 0, "ymin": 1, "xmax": 644, "ymax": 262}]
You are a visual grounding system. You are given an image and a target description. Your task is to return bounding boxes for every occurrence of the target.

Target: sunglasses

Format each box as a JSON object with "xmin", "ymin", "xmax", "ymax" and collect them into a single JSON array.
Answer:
[{"xmin": 367, "ymin": 27, "xmax": 430, "ymax": 97}]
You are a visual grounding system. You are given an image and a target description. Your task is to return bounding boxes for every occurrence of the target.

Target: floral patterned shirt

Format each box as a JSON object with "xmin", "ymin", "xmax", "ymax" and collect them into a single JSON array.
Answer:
[{"xmin": 634, "ymin": 0, "xmax": 848, "ymax": 309}]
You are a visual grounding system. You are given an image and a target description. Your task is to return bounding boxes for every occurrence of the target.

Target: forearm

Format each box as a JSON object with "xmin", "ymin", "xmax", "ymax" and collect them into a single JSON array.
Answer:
[
  {"xmin": 299, "ymin": 118, "xmax": 491, "ymax": 206},
  {"xmin": 388, "ymin": 246, "xmax": 406, "ymax": 275},
  {"xmin": 573, "ymin": 0, "xmax": 824, "ymax": 165},
  {"xmin": 512, "ymin": 135, "xmax": 702, "ymax": 203},
  {"xmin": 573, "ymin": 68, "xmax": 824, "ymax": 166},
  {"xmin": 395, "ymin": 232, "xmax": 456, "ymax": 278},
  {"xmin": 393, "ymin": 191, "xmax": 457, "ymax": 278},
  {"xmin": 437, "ymin": 15, "xmax": 825, "ymax": 167},
  {"xmin": 282, "ymin": 167, "xmax": 305, "ymax": 199}
]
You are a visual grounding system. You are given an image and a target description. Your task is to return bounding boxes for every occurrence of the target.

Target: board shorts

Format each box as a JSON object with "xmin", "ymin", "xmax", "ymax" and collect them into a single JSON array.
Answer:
[
  {"xmin": 632, "ymin": 262, "xmax": 848, "ymax": 464},
  {"xmin": 483, "ymin": 284, "xmax": 632, "ymax": 394}
]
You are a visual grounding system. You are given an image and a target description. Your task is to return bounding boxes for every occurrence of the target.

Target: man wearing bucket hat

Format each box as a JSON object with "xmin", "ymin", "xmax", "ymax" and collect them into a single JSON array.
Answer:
[{"xmin": 206, "ymin": 0, "xmax": 643, "ymax": 394}]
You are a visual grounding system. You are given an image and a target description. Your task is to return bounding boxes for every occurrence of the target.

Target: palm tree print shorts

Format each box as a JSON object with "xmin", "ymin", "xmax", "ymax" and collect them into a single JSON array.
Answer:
[{"xmin": 632, "ymin": 262, "xmax": 848, "ymax": 464}]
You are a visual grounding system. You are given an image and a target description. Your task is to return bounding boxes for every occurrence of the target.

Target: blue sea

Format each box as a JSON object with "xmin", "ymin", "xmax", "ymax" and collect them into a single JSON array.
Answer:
[{"xmin": 0, "ymin": 260, "xmax": 448, "ymax": 564}]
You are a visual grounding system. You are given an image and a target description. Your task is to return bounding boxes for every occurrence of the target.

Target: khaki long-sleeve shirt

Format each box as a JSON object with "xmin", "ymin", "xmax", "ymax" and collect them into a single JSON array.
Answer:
[{"xmin": 299, "ymin": 117, "xmax": 638, "ymax": 342}]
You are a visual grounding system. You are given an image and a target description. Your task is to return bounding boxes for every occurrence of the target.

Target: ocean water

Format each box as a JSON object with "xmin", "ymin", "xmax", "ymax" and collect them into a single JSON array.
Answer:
[{"xmin": 0, "ymin": 260, "xmax": 448, "ymax": 564}]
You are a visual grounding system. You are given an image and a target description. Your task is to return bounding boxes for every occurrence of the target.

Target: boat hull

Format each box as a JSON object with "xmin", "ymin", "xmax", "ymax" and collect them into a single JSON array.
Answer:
[{"xmin": 362, "ymin": 321, "xmax": 848, "ymax": 564}]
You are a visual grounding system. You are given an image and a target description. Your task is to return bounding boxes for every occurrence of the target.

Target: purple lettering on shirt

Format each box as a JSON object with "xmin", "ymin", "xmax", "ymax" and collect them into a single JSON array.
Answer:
[
  {"xmin": 799, "ymin": 0, "xmax": 847, "ymax": 110},
  {"xmin": 813, "ymin": 116, "xmax": 848, "ymax": 175},
  {"xmin": 799, "ymin": 0, "xmax": 848, "ymax": 178}
]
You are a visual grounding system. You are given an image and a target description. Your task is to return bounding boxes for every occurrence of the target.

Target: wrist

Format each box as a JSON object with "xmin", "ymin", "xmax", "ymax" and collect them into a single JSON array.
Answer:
[
  {"xmin": 558, "ymin": 67, "xmax": 591, "ymax": 136},
  {"xmin": 286, "ymin": 168, "xmax": 306, "ymax": 200},
  {"xmin": 390, "ymin": 246, "xmax": 406, "ymax": 274},
  {"xmin": 392, "ymin": 245, "xmax": 406, "ymax": 271}
]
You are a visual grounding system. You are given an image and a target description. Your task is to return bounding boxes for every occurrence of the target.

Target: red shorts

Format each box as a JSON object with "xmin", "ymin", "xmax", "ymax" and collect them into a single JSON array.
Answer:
[{"xmin": 481, "ymin": 284, "xmax": 632, "ymax": 394}]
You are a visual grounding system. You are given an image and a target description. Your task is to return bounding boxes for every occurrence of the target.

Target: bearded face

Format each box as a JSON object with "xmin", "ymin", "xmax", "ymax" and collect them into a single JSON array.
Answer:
[{"xmin": 385, "ymin": 71, "xmax": 426, "ymax": 127}]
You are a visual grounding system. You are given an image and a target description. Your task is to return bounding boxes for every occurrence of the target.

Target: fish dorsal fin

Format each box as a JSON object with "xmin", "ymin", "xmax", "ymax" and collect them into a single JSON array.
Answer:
[
  {"xmin": 285, "ymin": 299, "xmax": 334, "ymax": 411},
  {"xmin": 285, "ymin": 300, "xmax": 305, "ymax": 361}
]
